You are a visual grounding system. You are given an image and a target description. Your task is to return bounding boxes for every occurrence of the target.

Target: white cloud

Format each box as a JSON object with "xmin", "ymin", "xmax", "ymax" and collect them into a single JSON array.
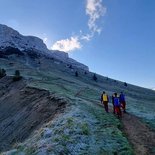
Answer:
[
  {"xmin": 51, "ymin": 36, "xmax": 81, "ymax": 52},
  {"xmin": 80, "ymin": 33, "xmax": 93, "ymax": 41},
  {"xmin": 80, "ymin": 0, "xmax": 106, "ymax": 42},
  {"xmin": 51, "ymin": 0, "xmax": 106, "ymax": 52},
  {"xmin": 86, "ymin": 0, "xmax": 106, "ymax": 34}
]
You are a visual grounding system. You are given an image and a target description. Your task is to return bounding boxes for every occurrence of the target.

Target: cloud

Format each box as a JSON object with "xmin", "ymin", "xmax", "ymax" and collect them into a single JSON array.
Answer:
[
  {"xmin": 51, "ymin": 0, "xmax": 106, "ymax": 52},
  {"xmin": 86, "ymin": 0, "xmax": 106, "ymax": 34},
  {"xmin": 80, "ymin": 33, "xmax": 93, "ymax": 41},
  {"xmin": 80, "ymin": 0, "xmax": 106, "ymax": 42},
  {"xmin": 51, "ymin": 36, "xmax": 81, "ymax": 52}
]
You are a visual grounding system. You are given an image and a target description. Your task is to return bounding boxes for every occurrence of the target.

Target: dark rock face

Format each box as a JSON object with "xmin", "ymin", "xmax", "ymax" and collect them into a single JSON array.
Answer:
[{"xmin": 0, "ymin": 47, "xmax": 24, "ymax": 58}]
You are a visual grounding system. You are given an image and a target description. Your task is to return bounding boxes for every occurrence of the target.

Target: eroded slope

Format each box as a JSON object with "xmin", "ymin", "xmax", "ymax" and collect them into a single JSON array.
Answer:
[{"xmin": 0, "ymin": 76, "xmax": 67, "ymax": 152}]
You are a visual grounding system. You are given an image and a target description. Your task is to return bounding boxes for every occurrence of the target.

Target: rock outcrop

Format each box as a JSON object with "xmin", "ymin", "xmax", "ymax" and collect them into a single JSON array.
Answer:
[
  {"xmin": 0, "ymin": 24, "xmax": 48, "ymax": 53},
  {"xmin": 0, "ymin": 24, "xmax": 89, "ymax": 71}
]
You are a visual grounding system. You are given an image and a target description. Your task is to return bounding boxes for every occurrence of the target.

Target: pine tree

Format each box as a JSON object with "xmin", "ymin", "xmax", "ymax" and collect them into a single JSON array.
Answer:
[
  {"xmin": 124, "ymin": 82, "xmax": 127, "ymax": 87},
  {"xmin": 93, "ymin": 73, "xmax": 97, "ymax": 82},
  {"xmin": 0, "ymin": 68, "xmax": 6, "ymax": 78},
  {"xmin": 13, "ymin": 70, "xmax": 22, "ymax": 81},
  {"xmin": 75, "ymin": 71, "xmax": 78, "ymax": 77}
]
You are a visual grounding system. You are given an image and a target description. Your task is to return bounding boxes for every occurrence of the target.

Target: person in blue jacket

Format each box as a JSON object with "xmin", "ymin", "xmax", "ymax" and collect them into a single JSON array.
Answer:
[
  {"xmin": 119, "ymin": 92, "xmax": 126, "ymax": 113},
  {"xmin": 113, "ymin": 93, "xmax": 122, "ymax": 118}
]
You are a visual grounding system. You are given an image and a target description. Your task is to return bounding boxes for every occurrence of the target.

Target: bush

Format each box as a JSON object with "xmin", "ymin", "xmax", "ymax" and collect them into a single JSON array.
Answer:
[
  {"xmin": 75, "ymin": 71, "xmax": 78, "ymax": 77},
  {"xmin": 0, "ymin": 68, "xmax": 6, "ymax": 78},
  {"xmin": 13, "ymin": 70, "xmax": 22, "ymax": 81},
  {"xmin": 93, "ymin": 73, "xmax": 97, "ymax": 82},
  {"xmin": 124, "ymin": 82, "xmax": 127, "ymax": 87},
  {"xmin": 69, "ymin": 65, "xmax": 73, "ymax": 69}
]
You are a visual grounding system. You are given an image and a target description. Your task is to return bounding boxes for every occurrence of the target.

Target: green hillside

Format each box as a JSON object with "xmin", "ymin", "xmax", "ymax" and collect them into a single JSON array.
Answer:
[{"xmin": 0, "ymin": 56, "xmax": 155, "ymax": 155}]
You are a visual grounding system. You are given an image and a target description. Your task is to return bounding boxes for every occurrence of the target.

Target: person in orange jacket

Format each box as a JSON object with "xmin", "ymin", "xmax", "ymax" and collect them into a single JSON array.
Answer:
[{"xmin": 101, "ymin": 91, "xmax": 109, "ymax": 113}]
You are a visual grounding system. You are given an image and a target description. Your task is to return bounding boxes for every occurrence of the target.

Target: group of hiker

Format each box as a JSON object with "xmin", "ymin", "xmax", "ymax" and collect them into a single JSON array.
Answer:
[{"xmin": 101, "ymin": 91, "xmax": 126, "ymax": 118}]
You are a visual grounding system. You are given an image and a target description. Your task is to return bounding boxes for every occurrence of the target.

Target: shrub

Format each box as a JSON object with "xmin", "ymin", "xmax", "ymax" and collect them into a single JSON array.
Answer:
[
  {"xmin": 0, "ymin": 68, "xmax": 6, "ymax": 78},
  {"xmin": 124, "ymin": 82, "xmax": 127, "ymax": 87},
  {"xmin": 69, "ymin": 65, "xmax": 73, "ymax": 69},
  {"xmin": 93, "ymin": 73, "xmax": 97, "ymax": 82},
  {"xmin": 13, "ymin": 70, "xmax": 22, "ymax": 81},
  {"xmin": 75, "ymin": 71, "xmax": 78, "ymax": 77}
]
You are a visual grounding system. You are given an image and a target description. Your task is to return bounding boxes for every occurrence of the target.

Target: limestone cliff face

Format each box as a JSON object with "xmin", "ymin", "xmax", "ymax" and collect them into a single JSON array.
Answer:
[
  {"xmin": 0, "ymin": 24, "xmax": 48, "ymax": 53},
  {"xmin": 0, "ymin": 24, "xmax": 89, "ymax": 71}
]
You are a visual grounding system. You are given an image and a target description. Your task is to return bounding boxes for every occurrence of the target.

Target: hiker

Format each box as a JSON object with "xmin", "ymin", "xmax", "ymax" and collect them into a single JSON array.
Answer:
[
  {"xmin": 112, "ymin": 93, "xmax": 115, "ymax": 114},
  {"xmin": 101, "ymin": 91, "xmax": 109, "ymax": 113},
  {"xmin": 113, "ymin": 93, "xmax": 122, "ymax": 118},
  {"xmin": 119, "ymin": 92, "xmax": 126, "ymax": 113}
]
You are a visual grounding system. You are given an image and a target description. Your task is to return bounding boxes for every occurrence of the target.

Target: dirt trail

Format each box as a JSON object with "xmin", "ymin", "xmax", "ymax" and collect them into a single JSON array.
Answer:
[
  {"xmin": 121, "ymin": 113, "xmax": 155, "ymax": 155},
  {"xmin": 93, "ymin": 101, "xmax": 155, "ymax": 155},
  {"xmin": 89, "ymin": 100, "xmax": 155, "ymax": 155}
]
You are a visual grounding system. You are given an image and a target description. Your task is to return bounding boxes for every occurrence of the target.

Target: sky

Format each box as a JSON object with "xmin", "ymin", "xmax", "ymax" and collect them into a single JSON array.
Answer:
[{"xmin": 0, "ymin": 0, "xmax": 155, "ymax": 89}]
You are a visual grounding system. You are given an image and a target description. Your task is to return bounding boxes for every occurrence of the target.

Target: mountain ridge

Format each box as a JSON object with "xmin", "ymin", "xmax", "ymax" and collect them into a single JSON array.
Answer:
[{"xmin": 0, "ymin": 24, "xmax": 89, "ymax": 71}]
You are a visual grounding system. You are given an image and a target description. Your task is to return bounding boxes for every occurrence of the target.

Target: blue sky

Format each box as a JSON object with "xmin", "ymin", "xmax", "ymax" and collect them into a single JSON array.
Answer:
[{"xmin": 0, "ymin": 0, "xmax": 155, "ymax": 89}]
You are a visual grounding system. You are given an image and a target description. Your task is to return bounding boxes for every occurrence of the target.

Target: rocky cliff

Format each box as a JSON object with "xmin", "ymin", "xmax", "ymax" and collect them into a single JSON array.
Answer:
[{"xmin": 0, "ymin": 24, "xmax": 89, "ymax": 71}]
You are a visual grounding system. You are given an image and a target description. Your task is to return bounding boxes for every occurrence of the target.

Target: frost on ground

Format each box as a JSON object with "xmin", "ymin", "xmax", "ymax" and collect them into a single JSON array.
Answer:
[{"xmin": 2, "ymin": 98, "xmax": 133, "ymax": 155}]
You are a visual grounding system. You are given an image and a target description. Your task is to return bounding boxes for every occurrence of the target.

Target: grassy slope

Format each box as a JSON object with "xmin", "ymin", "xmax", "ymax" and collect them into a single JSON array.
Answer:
[{"xmin": 1, "ymin": 57, "xmax": 155, "ymax": 154}]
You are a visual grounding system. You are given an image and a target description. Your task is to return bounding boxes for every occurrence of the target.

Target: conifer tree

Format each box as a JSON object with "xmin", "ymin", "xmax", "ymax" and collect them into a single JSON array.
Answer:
[
  {"xmin": 0, "ymin": 68, "xmax": 6, "ymax": 78},
  {"xmin": 124, "ymin": 82, "xmax": 127, "ymax": 87},
  {"xmin": 75, "ymin": 71, "xmax": 78, "ymax": 77},
  {"xmin": 13, "ymin": 70, "xmax": 22, "ymax": 81},
  {"xmin": 93, "ymin": 73, "xmax": 97, "ymax": 82}
]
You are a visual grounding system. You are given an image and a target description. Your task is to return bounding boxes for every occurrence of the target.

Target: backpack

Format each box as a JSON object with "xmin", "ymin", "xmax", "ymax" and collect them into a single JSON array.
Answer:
[
  {"xmin": 120, "ymin": 94, "xmax": 125, "ymax": 102},
  {"xmin": 103, "ymin": 94, "xmax": 108, "ymax": 102},
  {"xmin": 114, "ymin": 97, "xmax": 120, "ymax": 106}
]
